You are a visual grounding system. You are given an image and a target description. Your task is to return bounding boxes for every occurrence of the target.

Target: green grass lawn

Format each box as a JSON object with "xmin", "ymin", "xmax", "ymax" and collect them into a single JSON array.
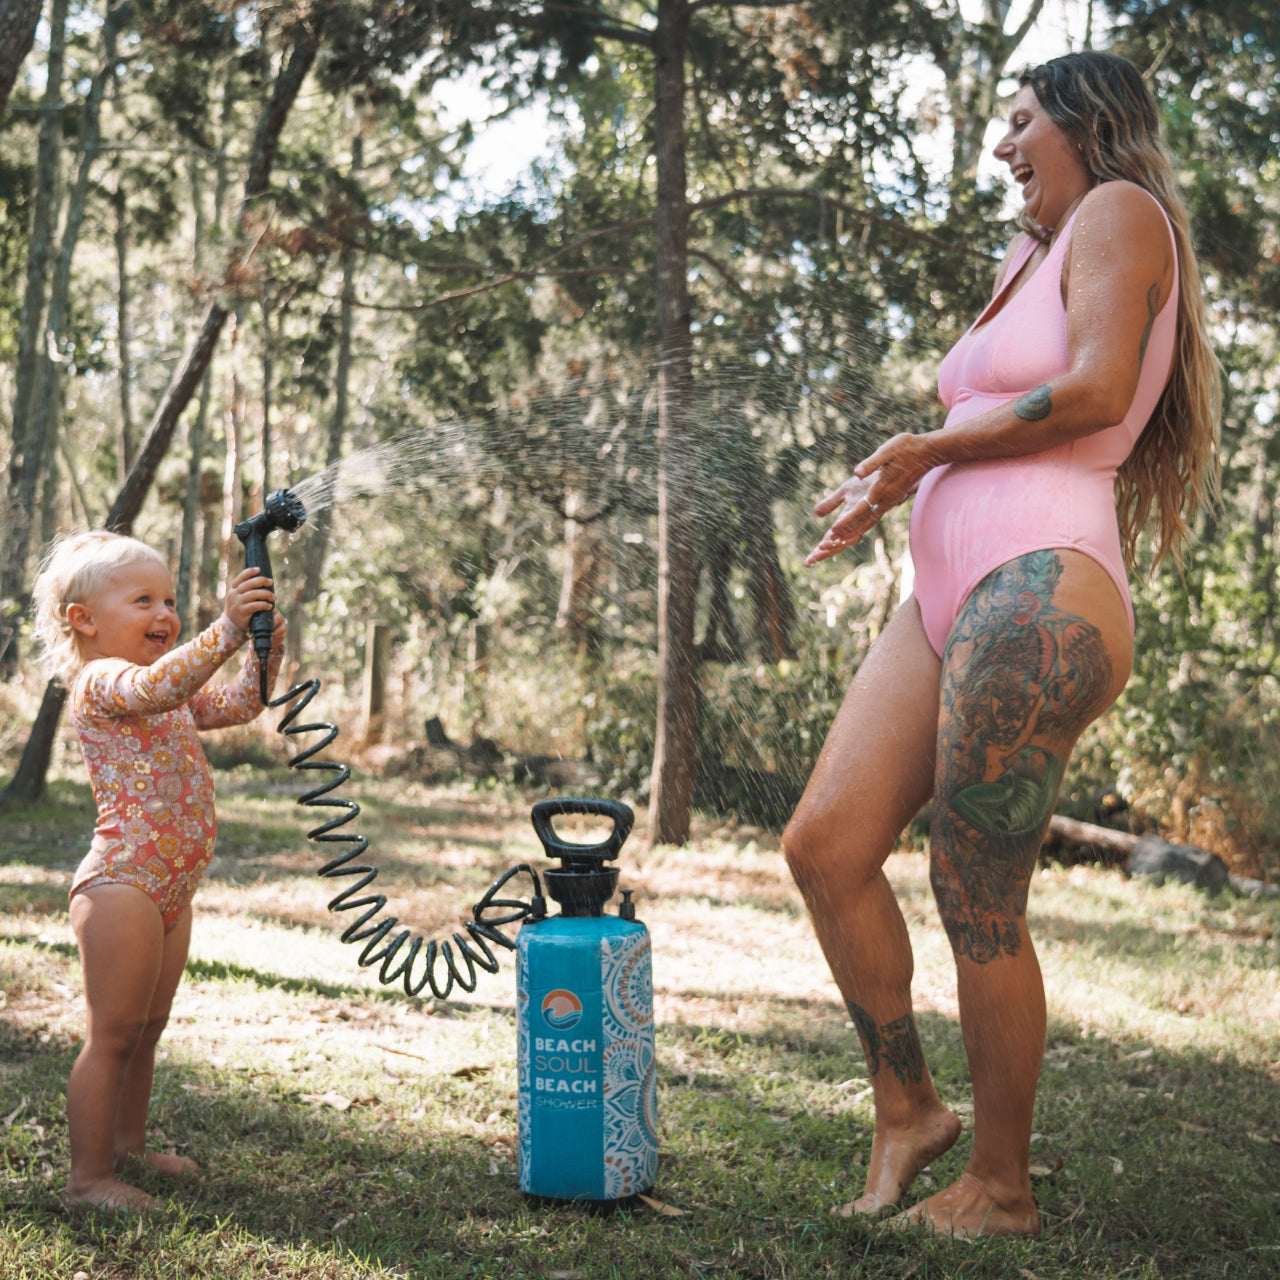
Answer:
[{"xmin": 1, "ymin": 767, "xmax": 1277, "ymax": 1279}]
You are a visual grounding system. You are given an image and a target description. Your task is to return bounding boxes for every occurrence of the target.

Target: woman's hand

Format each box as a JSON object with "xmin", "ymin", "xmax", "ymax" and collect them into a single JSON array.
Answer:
[
  {"xmin": 804, "ymin": 470, "xmax": 884, "ymax": 566},
  {"xmin": 805, "ymin": 433, "xmax": 948, "ymax": 567},
  {"xmin": 223, "ymin": 566, "xmax": 276, "ymax": 632},
  {"xmin": 853, "ymin": 432, "xmax": 946, "ymax": 500}
]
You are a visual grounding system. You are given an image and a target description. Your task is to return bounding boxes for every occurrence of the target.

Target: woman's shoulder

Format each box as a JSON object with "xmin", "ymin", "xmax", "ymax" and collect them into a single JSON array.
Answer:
[
  {"xmin": 1069, "ymin": 181, "xmax": 1174, "ymax": 276},
  {"xmin": 1076, "ymin": 180, "xmax": 1169, "ymax": 231}
]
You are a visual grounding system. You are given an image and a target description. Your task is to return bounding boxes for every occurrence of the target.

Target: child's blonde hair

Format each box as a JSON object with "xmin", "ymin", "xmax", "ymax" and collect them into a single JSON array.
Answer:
[{"xmin": 32, "ymin": 531, "xmax": 167, "ymax": 683}]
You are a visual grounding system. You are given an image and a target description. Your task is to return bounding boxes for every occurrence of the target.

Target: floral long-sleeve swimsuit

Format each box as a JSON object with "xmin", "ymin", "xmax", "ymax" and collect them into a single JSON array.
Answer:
[{"xmin": 69, "ymin": 615, "xmax": 282, "ymax": 932}]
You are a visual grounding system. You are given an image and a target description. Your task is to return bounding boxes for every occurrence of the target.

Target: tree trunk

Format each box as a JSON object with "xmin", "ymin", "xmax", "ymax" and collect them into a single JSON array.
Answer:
[
  {"xmin": 177, "ymin": 62, "xmax": 236, "ymax": 631},
  {"xmin": 0, "ymin": 0, "xmax": 68, "ymax": 672},
  {"xmin": 114, "ymin": 182, "xmax": 135, "ymax": 481},
  {"xmin": 0, "ymin": 679, "xmax": 67, "ymax": 808},
  {"xmin": 107, "ymin": 299, "xmax": 231, "ymax": 534},
  {"xmin": 556, "ymin": 490, "xmax": 606, "ymax": 660},
  {"xmin": 361, "ymin": 620, "xmax": 391, "ymax": 744},
  {"xmin": 259, "ymin": 279, "xmax": 274, "ymax": 501},
  {"xmin": 104, "ymin": 12, "xmax": 323, "ymax": 536},
  {"xmin": 38, "ymin": 374, "xmax": 63, "ymax": 549},
  {"xmin": 646, "ymin": 0, "xmax": 698, "ymax": 846},
  {"xmin": 216, "ymin": 311, "xmax": 247, "ymax": 595},
  {"xmin": 291, "ymin": 127, "xmax": 362, "ymax": 671},
  {"xmin": 697, "ymin": 533, "xmax": 744, "ymax": 664},
  {"xmin": 739, "ymin": 489, "xmax": 796, "ymax": 663},
  {"xmin": 2, "ymin": 14, "xmax": 324, "ymax": 810},
  {"xmin": 176, "ymin": 366, "xmax": 216, "ymax": 629},
  {"xmin": 0, "ymin": 0, "xmax": 42, "ymax": 119},
  {"xmin": 942, "ymin": 0, "xmax": 1047, "ymax": 190},
  {"xmin": 8, "ymin": 0, "xmax": 122, "ymax": 601}
]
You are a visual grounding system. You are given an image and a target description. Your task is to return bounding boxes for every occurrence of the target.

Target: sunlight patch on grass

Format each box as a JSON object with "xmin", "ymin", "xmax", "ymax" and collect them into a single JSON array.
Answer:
[{"xmin": 1027, "ymin": 865, "xmax": 1280, "ymax": 1067}]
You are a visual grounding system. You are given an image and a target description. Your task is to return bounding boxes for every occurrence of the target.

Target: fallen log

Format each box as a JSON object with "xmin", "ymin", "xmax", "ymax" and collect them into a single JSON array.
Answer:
[
  {"xmin": 1047, "ymin": 814, "xmax": 1276, "ymax": 898},
  {"xmin": 1047, "ymin": 813, "xmax": 1137, "ymax": 857}
]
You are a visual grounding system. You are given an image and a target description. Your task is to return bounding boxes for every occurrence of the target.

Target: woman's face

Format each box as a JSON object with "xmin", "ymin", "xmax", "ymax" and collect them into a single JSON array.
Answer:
[{"xmin": 993, "ymin": 83, "xmax": 1094, "ymax": 231}]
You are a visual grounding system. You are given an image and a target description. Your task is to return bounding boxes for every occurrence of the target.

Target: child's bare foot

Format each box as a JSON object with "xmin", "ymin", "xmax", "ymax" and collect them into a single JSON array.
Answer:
[
  {"xmin": 831, "ymin": 1105, "xmax": 962, "ymax": 1217},
  {"xmin": 118, "ymin": 1152, "xmax": 199, "ymax": 1177},
  {"xmin": 147, "ymin": 1150, "xmax": 200, "ymax": 1177},
  {"xmin": 889, "ymin": 1170, "xmax": 1040, "ymax": 1237},
  {"xmin": 116, "ymin": 1149, "xmax": 200, "ymax": 1178},
  {"xmin": 63, "ymin": 1176, "xmax": 160, "ymax": 1212}
]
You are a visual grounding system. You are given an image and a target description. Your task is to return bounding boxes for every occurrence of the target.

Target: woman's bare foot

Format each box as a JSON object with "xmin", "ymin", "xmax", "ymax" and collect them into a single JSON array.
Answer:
[
  {"xmin": 117, "ymin": 1149, "xmax": 200, "ymax": 1178},
  {"xmin": 63, "ymin": 1175, "xmax": 160, "ymax": 1212},
  {"xmin": 890, "ymin": 1170, "xmax": 1040, "ymax": 1238},
  {"xmin": 831, "ymin": 1105, "xmax": 962, "ymax": 1217}
]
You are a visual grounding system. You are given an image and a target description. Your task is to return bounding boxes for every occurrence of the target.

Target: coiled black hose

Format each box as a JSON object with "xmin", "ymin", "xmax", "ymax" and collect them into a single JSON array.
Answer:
[{"xmin": 268, "ymin": 677, "xmax": 546, "ymax": 999}]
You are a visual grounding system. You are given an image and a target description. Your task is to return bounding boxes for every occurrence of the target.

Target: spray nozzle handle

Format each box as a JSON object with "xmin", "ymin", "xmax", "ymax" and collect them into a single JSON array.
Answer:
[
  {"xmin": 234, "ymin": 489, "xmax": 307, "ymax": 705},
  {"xmin": 530, "ymin": 798, "xmax": 634, "ymax": 866}
]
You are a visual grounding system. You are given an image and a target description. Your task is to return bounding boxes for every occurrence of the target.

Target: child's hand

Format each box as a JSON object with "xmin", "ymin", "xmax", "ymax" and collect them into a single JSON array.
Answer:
[
  {"xmin": 270, "ymin": 611, "xmax": 287, "ymax": 651},
  {"xmin": 223, "ymin": 567, "xmax": 276, "ymax": 632}
]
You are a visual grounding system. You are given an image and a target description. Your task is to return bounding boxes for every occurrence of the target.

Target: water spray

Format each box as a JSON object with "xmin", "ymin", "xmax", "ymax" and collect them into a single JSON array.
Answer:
[{"xmin": 239, "ymin": 486, "xmax": 657, "ymax": 1202}]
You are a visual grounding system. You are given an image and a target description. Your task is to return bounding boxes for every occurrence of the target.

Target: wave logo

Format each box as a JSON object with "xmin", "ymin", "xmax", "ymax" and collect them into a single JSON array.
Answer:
[{"xmin": 541, "ymin": 989, "xmax": 583, "ymax": 1030}]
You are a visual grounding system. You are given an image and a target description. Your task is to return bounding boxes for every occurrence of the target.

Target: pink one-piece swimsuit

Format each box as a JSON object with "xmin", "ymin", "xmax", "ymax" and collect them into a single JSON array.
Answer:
[
  {"xmin": 69, "ymin": 615, "xmax": 281, "ymax": 932},
  {"xmin": 908, "ymin": 185, "xmax": 1179, "ymax": 657}
]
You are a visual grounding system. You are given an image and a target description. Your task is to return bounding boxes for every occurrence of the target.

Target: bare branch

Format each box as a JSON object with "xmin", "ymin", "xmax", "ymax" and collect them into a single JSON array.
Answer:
[
  {"xmin": 687, "ymin": 0, "xmax": 797, "ymax": 13},
  {"xmin": 1005, "ymin": 0, "xmax": 1049, "ymax": 67},
  {"xmin": 479, "ymin": 1, "xmax": 655, "ymax": 47},
  {"xmin": 688, "ymin": 246, "xmax": 748, "ymax": 296},
  {"xmin": 350, "ymin": 265, "xmax": 642, "ymax": 312},
  {"xmin": 689, "ymin": 186, "xmax": 996, "ymax": 260}
]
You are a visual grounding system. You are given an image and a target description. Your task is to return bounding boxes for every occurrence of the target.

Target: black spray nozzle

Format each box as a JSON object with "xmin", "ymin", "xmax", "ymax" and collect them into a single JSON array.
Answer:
[
  {"xmin": 234, "ymin": 488, "xmax": 307, "ymax": 702},
  {"xmin": 531, "ymin": 798, "xmax": 634, "ymax": 917}
]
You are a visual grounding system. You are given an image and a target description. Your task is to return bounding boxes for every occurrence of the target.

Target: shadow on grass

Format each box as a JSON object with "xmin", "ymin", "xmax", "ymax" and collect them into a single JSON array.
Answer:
[
  {"xmin": 0, "ymin": 931, "xmax": 77, "ymax": 960},
  {"xmin": 211, "ymin": 824, "xmax": 520, "ymax": 886},
  {"xmin": 0, "ymin": 882, "xmax": 74, "ymax": 917},
  {"xmin": 1032, "ymin": 907, "xmax": 1278, "ymax": 969},
  {"xmin": 1, "ymin": 1002, "xmax": 1276, "ymax": 1277},
  {"xmin": 182, "ymin": 956, "xmax": 418, "ymax": 1004}
]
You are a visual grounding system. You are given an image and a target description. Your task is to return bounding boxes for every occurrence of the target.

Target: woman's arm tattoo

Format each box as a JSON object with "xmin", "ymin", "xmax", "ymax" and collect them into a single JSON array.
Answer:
[
  {"xmin": 1138, "ymin": 282, "xmax": 1160, "ymax": 366},
  {"xmin": 1014, "ymin": 383, "xmax": 1052, "ymax": 422}
]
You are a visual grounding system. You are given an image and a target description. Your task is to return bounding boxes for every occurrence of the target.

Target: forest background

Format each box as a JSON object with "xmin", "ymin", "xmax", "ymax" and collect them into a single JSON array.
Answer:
[{"xmin": 0, "ymin": 0, "xmax": 1277, "ymax": 876}]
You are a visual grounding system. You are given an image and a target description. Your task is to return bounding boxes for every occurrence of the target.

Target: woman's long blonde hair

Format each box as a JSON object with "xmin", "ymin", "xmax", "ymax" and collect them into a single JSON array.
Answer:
[{"xmin": 1020, "ymin": 51, "xmax": 1220, "ymax": 569}]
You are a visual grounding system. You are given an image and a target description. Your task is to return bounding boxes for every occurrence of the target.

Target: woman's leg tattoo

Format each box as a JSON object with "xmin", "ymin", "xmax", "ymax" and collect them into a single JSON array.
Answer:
[
  {"xmin": 847, "ymin": 1001, "xmax": 927, "ymax": 1085},
  {"xmin": 932, "ymin": 552, "xmax": 1114, "ymax": 964}
]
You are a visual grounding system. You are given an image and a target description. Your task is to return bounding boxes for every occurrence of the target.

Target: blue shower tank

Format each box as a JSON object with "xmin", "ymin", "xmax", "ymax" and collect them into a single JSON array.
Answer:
[{"xmin": 517, "ymin": 914, "xmax": 657, "ymax": 1200}]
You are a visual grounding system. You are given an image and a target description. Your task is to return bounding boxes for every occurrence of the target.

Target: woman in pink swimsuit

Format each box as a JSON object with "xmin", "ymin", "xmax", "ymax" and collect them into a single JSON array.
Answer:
[{"xmin": 784, "ymin": 52, "xmax": 1219, "ymax": 1236}]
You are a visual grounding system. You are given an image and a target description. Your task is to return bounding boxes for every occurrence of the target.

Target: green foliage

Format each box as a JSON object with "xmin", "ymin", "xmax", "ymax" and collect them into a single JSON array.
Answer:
[
  {"xmin": 580, "ymin": 650, "xmax": 657, "ymax": 795},
  {"xmin": 0, "ymin": 144, "xmax": 31, "ymax": 362},
  {"xmin": 697, "ymin": 657, "xmax": 844, "ymax": 781},
  {"xmin": 1, "ymin": 0, "xmax": 1279, "ymax": 864}
]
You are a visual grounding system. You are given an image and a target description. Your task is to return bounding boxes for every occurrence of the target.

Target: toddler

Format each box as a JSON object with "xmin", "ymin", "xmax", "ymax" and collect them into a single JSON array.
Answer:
[{"xmin": 32, "ymin": 531, "xmax": 284, "ymax": 1210}]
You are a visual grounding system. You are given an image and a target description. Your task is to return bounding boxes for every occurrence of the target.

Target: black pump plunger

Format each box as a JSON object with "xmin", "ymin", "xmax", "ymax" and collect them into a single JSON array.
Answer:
[
  {"xmin": 531, "ymin": 797, "xmax": 633, "ymax": 918},
  {"xmin": 234, "ymin": 488, "xmax": 307, "ymax": 702}
]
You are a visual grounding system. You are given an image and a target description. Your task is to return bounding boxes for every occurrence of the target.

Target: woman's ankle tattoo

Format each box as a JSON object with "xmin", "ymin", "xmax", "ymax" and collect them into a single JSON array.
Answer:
[{"xmin": 847, "ymin": 1002, "xmax": 927, "ymax": 1084}]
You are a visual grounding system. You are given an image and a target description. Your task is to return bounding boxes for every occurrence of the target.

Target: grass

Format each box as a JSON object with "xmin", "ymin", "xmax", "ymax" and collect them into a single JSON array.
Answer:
[{"xmin": 1, "ymin": 763, "xmax": 1278, "ymax": 1279}]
